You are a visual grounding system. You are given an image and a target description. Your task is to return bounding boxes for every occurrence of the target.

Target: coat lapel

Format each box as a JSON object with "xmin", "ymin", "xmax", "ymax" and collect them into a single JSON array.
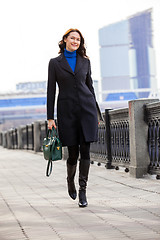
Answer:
[
  {"xmin": 57, "ymin": 53, "xmax": 86, "ymax": 75},
  {"xmin": 74, "ymin": 54, "xmax": 85, "ymax": 75},
  {"xmin": 57, "ymin": 54, "xmax": 74, "ymax": 75}
]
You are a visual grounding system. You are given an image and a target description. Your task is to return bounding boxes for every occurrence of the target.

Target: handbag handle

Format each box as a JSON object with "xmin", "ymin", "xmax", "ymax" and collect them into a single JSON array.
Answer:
[
  {"xmin": 47, "ymin": 126, "xmax": 58, "ymax": 138},
  {"xmin": 46, "ymin": 159, "xmax": 52, "ymax": 177},
  {"xmin": 52, "ymin": 126, "xmax": 58, "ymax": 137},
  {"xmin": 45, "ymin": 127, "xmax": 58, "ymax": 177}
]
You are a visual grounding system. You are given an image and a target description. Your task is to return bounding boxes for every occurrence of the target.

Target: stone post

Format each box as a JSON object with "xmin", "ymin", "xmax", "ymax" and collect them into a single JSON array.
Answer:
[
  {"xmin": 34, "ymin": 121, "xmax": 41, "ymax": 152},
  {"xmin": 105, "ymin": 109, "xmax": 112, "ymax": 169},
  {"xmin": 129, "ymin": 98, "xmax": 158, "ymax": 178},
  {"xmin": 6, "ymin": 130, "xmax": 12, "ymax": 149},
  {"xmin": 0, "ymin": 132, "xmax": 2, "ymax": 146},
  {"xmin": 2, "ymin": 131, "xmax": 7, "ymax": 148},
  {"xmin": 17, "ymin": 126, "xmax": 23, "ymax": 149}
]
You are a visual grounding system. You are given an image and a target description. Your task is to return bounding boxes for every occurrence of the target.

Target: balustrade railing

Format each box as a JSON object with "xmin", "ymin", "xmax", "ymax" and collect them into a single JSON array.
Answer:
[
  {"xmin": 10, "ymin": 128, "xmax": 18, "ymax": 149},
  {"xmin": 109, "ymin": 108, "xmax": 130, "ymax": 169},
  {"xmin": 2, "ymin": 132, "xmax": 7, "ymax": 148},
  {"xmin": 27, "ymin": 124, "xmax": 34, "ymax": 150},
  {"xmin": 20, "ymin": 124, "xmax": 34, "ymax": 150},
  {"xmin": 145, "ymin": 102, "xmax": 160, "ymax": 176},
  {"xmin": 40, "ymin": 121, "xmax": 48, "ymax": 151},
  {"xmin": 1, "ymin": 99, "xmax": 160, "ymax": 179},
  {"xmin": 0, "ymin": 109, "xmax": 130, "ymax": 170},
  {"xmin": 21, "ymin": 126, "xmax": 27, "ymax": 149},
  {"xmin": 90, "ymin": 121, "xmax": 107, "ymax": 164},
  {"xmin": 0, "ymin": 132, "xmax": 3, "ymax": 146}
]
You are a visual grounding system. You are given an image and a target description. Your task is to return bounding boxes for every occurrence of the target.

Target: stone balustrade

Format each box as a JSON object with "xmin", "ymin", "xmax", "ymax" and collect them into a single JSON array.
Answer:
[{"xmin": 1, "ymin": 98, "xmax": 160, "ymax": 179}]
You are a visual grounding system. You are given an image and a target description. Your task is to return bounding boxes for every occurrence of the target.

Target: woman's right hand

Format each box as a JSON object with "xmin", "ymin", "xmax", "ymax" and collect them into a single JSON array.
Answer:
[{"xmin": 48, "ymin": 119, "xmax": 56, "ymax": 130}]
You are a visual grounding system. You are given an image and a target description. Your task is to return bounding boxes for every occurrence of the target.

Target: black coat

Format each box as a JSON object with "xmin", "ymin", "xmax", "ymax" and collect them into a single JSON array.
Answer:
[{"xmin": 47, "ymin": 53, "xmax": 98, "ymax": 146}]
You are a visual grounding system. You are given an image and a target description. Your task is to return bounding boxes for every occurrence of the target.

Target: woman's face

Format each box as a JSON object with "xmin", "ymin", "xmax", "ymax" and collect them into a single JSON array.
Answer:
[{"xmin": 64, "ymin": 31, "xmax": 81, "ymax": 52}]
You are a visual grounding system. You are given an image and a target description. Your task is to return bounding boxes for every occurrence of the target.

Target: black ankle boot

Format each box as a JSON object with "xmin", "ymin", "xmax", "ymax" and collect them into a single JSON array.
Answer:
[
  {"xmin": 78, "ymin": 159, "xmax": 90, "ymax": 207},
  {"xmin": 79, "ymin": 189, "xmax": 88, "ymax": 207},
  {"xmin": 67, "ymin": 162, "xmax": 77, "ymax": 200}
]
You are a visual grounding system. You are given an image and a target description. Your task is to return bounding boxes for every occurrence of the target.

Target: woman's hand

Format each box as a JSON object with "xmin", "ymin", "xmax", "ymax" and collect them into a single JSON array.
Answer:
[{"xmin": 48, "ymin": 119, "xmax": 56, "ymax": 130}]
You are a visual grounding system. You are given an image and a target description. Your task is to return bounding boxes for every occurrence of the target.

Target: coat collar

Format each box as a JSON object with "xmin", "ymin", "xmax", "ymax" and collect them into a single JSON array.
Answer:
[{"xmin": 56, "ymin": 53, "xmax": 86, "ymax": 75}]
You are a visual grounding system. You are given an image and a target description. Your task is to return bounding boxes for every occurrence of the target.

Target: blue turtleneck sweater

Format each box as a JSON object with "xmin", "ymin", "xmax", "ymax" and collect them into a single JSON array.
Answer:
[{"xmin": 64, "ymin": 48, "xmax": 77, "ymax": 72}]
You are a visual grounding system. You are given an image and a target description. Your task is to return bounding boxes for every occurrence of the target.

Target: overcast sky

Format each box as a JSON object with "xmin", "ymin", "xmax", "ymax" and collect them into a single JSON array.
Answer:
[{"xmin": 0, "ymin": 0, "xmax": 160, "ymax": 93}]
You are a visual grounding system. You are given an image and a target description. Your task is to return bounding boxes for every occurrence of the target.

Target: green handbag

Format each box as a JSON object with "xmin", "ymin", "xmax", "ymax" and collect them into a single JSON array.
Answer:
[{"xmin": 43, "ymin": 127, "xmax": 62, "ymax": 177}]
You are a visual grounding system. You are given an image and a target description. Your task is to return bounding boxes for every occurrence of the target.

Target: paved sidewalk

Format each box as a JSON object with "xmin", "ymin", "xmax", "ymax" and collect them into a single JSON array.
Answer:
[{"xmin": 0, "ymin": 147, "xmax": 160, "ymax": 240}]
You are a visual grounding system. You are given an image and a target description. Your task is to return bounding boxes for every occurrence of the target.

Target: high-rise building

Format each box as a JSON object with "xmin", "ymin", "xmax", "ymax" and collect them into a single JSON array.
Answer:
[{"xmin": 99, "ymin": 8, "xmax": 156, "ymax": 102}]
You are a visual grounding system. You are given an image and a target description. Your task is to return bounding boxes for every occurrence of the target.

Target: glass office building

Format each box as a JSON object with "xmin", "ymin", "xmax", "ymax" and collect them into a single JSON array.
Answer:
[{"xmin": 99, "ymin": 9, "xmax": 156, "ymax": 101}]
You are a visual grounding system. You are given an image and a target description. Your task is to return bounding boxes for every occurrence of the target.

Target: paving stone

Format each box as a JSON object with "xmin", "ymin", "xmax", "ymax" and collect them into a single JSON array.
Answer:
[{"xmin": 0, "ymin": 147, "xmax": 160, "ymax": 240}]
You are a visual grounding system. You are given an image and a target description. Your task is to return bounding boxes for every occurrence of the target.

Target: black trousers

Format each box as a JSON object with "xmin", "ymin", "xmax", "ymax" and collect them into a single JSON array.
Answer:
[{"xmin": 67, "ymin": 142, "xmax": 90, "ymax": 166}]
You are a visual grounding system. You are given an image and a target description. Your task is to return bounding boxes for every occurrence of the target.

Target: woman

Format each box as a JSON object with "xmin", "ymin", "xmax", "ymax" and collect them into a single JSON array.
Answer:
[{"xmin": 47, "ymin": 28, "xmax": 99, "ymax": 208}]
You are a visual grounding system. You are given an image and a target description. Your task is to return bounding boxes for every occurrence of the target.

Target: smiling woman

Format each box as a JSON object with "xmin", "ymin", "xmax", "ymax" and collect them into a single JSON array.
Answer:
[
  {"xmin": 58, "ymin": 28, "xmax": 88, "ymax": 58},
  {"xmin": 64, "ymin": 32, "xmax": 81, "ymax": 52},
  {"xmin": 47, "ymin": 28, "xmax": 99, "ymax": 208}
]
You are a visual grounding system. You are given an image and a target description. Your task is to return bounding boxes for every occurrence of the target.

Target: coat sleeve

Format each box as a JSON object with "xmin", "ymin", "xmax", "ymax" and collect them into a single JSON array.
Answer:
[
  {"xmin": 47, "ymin": 59, "xmax": 56, "ymax": 120},
  {"xmin": 85, "ymin": 59, "xmax": 96, "ymax": 99}
]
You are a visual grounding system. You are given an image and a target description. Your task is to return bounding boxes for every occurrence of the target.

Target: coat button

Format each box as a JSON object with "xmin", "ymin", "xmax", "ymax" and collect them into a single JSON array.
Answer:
[{"xmin": 74, "ymin": 85, "xmax": 77, "ymax": 88}]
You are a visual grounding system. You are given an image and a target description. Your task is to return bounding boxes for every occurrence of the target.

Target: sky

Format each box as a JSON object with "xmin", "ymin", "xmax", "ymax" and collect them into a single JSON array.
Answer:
[{"xmin": 0, "ymin": 0, "xmax": 160, "ymax": 93}]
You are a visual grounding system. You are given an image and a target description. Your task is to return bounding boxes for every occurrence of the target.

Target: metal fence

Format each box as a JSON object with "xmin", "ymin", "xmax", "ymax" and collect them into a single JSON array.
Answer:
[
  {"xmin": 9, "ymin": 128, "xmax": 18, "ymax": 149},
  {"xmin": 0, "ymin": 110, "xmax": 131, "ymax": 171},
  {"xmin": 21, "ymin": 124, "xmax": 34, "ymax": 150},
  {"xmin": 145, "ymin": 102, "xmax": 160, "ymax": 176},
  {"xmin": 109, "ymin": 108, "xmax": 130, "ymax": 171},
  {"xmin": 40, "ymin": 121, "xmax": 48, "ymax": 152},
  {"xmin": 1, "ymin": 99, "xmax": 160, "ymax": 179},
  {"xmin": 90, "ymin": 120, "xmax": 107, "ymax": 164},
  {"xmin": 0, "ymin": 132, "xmax": 3, "ymax": 146}
]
